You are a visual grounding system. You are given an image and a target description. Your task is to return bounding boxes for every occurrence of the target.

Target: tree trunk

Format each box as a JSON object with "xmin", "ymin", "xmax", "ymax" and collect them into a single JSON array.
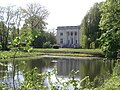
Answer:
[{"xmin": 1, "ymin": 23, "xmax": 9, "ymax": 51}]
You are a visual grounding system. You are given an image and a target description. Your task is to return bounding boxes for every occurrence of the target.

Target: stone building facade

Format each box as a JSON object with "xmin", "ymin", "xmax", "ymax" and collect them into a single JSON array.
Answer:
[{"xmin": 56, "ymin": 26, "xmax": 80, "ymax": 48}]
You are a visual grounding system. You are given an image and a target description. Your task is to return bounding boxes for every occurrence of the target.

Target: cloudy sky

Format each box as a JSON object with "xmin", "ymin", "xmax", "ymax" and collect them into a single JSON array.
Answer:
[{"xmin": 1, "ymin": 0, "xmax": 105, "ymax": 30}]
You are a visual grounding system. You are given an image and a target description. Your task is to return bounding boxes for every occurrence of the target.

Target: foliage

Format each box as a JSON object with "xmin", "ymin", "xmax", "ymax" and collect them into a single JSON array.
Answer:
[
  {"xmin": 12, "ymin": 31, "xmax": 33, "ymax": 52},
  {"xmin": 21, "ymin": 3, "xmax": 49, "ymax": 47},
  {"xmin": 80, "ymin": 3, "xmax": 102, "ymax": 49},
  {"xmin": 94, "ymin": 64, "xmax": 120, "ymax": 90},
  {"xmin": 18, "ymin": 68, "xmax": 47, "ymax": 90},
  {"xmin": 0, "ymin": 6, "xmax": 22, "ymax": 51},
  {"xmin": 99, "ymin": 0, "xmax": 120, "ymax": 58},
  {"xmin": 0, "ymin": 31, "xmax": 119, "ymax": 90},
  {"xmin": 18, "ymin": 68, "xmax": 92, "ymax": 90},
  {"xmin": 0, "ymin": 22, "xmax": 8, "ymax": 50},
  {"xmin": 11, "ymin": 64, "xmax": 120, "ymax": 89},
  {"xmin": 32, "ymin": 31, "xmax": 56, "ymax": 48},
  {"xmin": 0, "ymin": 3, "xmax": 50, "ymax": 50},
  {"xmin": 45, "ymin": 32, "xmax": 56, "ymax": 45},
  {"xmin": 43, "ymin": 41, "xmax": 51, "ymax": 48},
  {"xmin": 21, "ymin": 3, "xmax": 49, "ymax": 32},
  {"xmin": 96, "ymin": 75, "xmax": 120, "ymax": 90}
]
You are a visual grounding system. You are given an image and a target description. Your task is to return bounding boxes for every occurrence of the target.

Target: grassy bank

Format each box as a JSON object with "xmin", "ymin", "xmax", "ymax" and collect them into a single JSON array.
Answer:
[
  {"xmin": 0, "ymin": 51, "xmax": 45, "ymax": 60},
  {"xmin": 33, "ymin": 48, "xmax": 104, "ymax": 57},
  {"xmin": 33, "ymin": 48, "xmax": 102, "ymax": 53},
  {"xmin": 0, "ymin": 48, "xmax": 104, "ymax": 60}
]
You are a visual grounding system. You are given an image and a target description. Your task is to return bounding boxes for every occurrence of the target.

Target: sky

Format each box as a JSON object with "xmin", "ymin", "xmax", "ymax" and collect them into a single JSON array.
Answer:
[{"xmin": 0, "ymin": 0, "xmax": 105, "ymax": 30}]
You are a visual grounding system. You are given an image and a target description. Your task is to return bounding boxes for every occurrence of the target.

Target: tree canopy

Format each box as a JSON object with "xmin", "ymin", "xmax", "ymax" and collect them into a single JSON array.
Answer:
[
  {"xmin": 0, "ymin": 6, "xmax": 19, "ymax": 50},
  {"xmin": 21, "ymin": 3, "xmax": 50, "ymax": 48},
  {"xmin": 99, "ymin": 0, "xmax": 120, "ymax": 58},
  {"xmin": 22, "ymin": 3, "xmax": 49, "ymax": 33},
  {"xmin": 80, "ymin": 3, "xmax": 101, "ymax": 49},
  {"xmin": 0, "ymin": 3, "xmax": 56, "ymax": 50}
]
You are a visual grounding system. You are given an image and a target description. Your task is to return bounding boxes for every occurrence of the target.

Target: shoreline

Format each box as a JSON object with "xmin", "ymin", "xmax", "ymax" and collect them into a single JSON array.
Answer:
[
  {"xmin": 0, "ymin": 48, "xmax": 104, "ymax": 60},
  {"xmin": 0, "ymin": 54, "xmax": 104, "ymax": 61}
]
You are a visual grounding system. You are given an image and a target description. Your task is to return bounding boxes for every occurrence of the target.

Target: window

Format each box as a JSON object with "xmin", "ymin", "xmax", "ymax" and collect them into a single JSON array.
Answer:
[
  {"xmin": 60, "ymin": 38, "xmax": 63, "ymax": 44},
  {"xmin": 67, "ymin": 40, "xmax": 70, "ymax": 44},
  {"xmin": 75, "ymin": 32, "xmax": 77, "ymax": 36},
  {"xmin": 71, "ymin": 32, "xmax": 73, "ymax": 36},
  {"xmin": 71, "ymin": 38, "xmax": 73, "ymax": 44},
  {"xmin": 76, "ymin": 40, "xmax": 77, "ymax": 44},
  {"xmin": 67, "ymin": 32, "xmax": 69, "ymax": 36},
  {"xmin": 60, "ymin": 32, "xmax": 63, "ymax": 36}
]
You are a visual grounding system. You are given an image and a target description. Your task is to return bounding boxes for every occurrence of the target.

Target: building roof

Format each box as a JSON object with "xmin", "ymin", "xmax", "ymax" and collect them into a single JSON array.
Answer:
[{"xmin": 56, "ymin": 25, "xmax": 80, "ymax": 30}]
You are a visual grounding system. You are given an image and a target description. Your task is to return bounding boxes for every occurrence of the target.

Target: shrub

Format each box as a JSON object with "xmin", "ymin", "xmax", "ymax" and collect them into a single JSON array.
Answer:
[
  {"xmin": 43, "ymin": 41, "xmax": 51, "ymax": 48},
  {"xmin": 53, "ymin": 44, "xmax": 59, "ymax": 49}
]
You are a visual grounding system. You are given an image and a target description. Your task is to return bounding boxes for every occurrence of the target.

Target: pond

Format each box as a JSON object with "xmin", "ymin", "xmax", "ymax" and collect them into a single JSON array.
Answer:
[{"xmin": 0, "ymin": 56, "xmax": 118, "ymax": 89}]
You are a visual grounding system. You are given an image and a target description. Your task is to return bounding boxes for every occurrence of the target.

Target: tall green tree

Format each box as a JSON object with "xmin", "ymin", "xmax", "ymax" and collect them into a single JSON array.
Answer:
[
  {"xmin": 80, "ymin": 3, "xmax": 102, "ymax": 49},
  {"xmin": 99, "ymin": 0, "xmax": 120, "ymax": 58},
  {"xmin": 80, "ymin": 14, "xmax": 89, "ymax": 48}
]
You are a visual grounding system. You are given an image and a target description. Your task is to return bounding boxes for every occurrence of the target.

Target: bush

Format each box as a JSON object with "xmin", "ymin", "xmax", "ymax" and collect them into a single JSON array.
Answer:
[
  {"xmin": 53, "ymin": 44, "xmax": 59, "ymax": 49},
  {"xmin": 43, "ymin": 41, "xmax": 51, "ymax": 48}
]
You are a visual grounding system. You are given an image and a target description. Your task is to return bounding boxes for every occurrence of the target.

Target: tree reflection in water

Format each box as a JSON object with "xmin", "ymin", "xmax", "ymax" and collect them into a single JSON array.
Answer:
[{"xmin": 0, "ymin": 57, "xmax": 118, "ymax": 89}]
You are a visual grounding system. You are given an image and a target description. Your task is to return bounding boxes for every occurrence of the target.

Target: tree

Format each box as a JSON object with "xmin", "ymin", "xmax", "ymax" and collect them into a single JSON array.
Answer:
[
  {"xmin": 99, "ymin": 0, "xmax": 120, "ymax": 58},
  {"xmin": 80, "ymin": 14, "xmax": 90, "ymax": 48},
  {"xmin": 21, "ymin": 3, "xmax": 49, "ymax": 34},
  {"xmin": 4, "ymin": 6, "xmax": 17, "ymax": 50},
  {"xmin": 21, "ymin": 3, "xmax": 49, "ymax": 47},
  {"xmin": 0, "ymin": 6, "xmax": 22, "ymax": 50},
  {"xmin": 32, "ymin": 31, "xmax": 56, "ymax": 48},
  {"xmin": 80, "ymin": 3, "xmax": 102, "ymax": 49},
  {"xmin": 0, "ymin": 22, "xmax": 7, "ymax": 50},
  {"xmin": 45, "ymin": 31, "xmax": 56, "ymax": 45}
]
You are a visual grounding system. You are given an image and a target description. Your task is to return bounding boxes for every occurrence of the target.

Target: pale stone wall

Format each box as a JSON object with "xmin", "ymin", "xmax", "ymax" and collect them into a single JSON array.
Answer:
[{"xmin": 56, "ymin": 26, "xmax": 80, "ymax": 48}]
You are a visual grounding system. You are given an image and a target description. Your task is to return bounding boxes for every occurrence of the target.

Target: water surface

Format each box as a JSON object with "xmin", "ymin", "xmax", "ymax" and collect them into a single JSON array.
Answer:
[{"xmin": 0, "ymin": 57, "xmax": 118, "ymax": 88}]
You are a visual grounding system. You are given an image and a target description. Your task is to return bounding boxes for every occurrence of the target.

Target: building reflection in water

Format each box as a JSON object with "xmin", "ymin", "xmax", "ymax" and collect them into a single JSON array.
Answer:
[{"xmin": 0, "ymin": 57, "xmax": 118, "ymax": 88}]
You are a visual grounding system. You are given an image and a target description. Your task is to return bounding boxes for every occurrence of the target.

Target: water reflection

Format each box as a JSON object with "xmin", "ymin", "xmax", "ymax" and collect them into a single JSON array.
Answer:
[
  {"xmin": 0, "ymin": 61, "xmax": 24, "ymax": 88},
  {"xmin": 0, "ymin": 57, "xmax": 118, "ymax": 88}
]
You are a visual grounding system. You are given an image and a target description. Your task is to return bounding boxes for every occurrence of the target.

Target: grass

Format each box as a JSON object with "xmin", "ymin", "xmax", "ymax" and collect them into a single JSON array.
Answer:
[
  {"xmin": 0, "ymin": 51, "xmax": 45, "ymax": 59},
  {"xmin": 33, "ymin": 48, "xmax": 104, "ymax": 57},
  {"xmin": 34, "ymin": 48, "xmax": 102, "ymax": 52},
  {"xmin": 43, "ymin": 53, "xmax": 94, "ymax": 57},
  {"xmin": 0, "ymin": 48, "xmax": 103, "ymax": 60}
]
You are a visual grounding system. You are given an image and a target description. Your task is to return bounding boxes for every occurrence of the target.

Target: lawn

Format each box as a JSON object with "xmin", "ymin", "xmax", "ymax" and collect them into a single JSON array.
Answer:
[
  {"xmin": 33, "ymin": 48, "xmax": 102, "ymax": 53},
  {"xmin": 0, "ymin": 48, "xmax": 103, "ymax": 60}
]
